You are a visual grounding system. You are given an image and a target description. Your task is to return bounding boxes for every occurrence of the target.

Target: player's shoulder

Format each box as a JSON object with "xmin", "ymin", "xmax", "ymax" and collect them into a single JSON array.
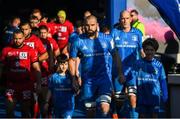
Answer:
[
  {"xmin": 22, "ymin": 44, "xmax": 38, "ymax": 54},
  {"xmin": 131, "ymin": 27, "xmax": 142, "ymax": 35},
  {"xmin": 51, "ymin": 72, "xmax": 60, "ymax": 79},
  {"xmin": 111, "ymin": 28, "xmax": 120, "ymax": 33},
  {"xmin": 98, "ymin": 32, "xmax": 113, "ymax": 41},
  {"xmin": 152, "ymin": 58, "xmax": 163, "ymax": 67},
  {"xmin": 22, "ymin": 44, "xmax": 35, "ymax": 50},
  {"xmin": 65, "ymin": 20, "xmax": 73, "ymax": 25},
  {"xmin": 47, "ymin": 37, "xmax": 55, "ymax": 42}
]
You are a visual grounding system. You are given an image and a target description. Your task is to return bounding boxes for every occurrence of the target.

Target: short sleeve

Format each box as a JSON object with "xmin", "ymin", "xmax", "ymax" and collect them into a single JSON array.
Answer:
[
  {"xmin": 30, "ymin": 49, "xmax": 39, "ymax": 63},
  {"xmin": 136, "ymin": 29, "xmax": 143, "ymax": 51},
  {"xmin": 69, "ymin": 39, "xmax": 79, "ymax": 58},
  {"xmin": 49, "ymin": 38, "xmax": 59, "ymax": 52},
  {"xmin": 35, "ymin": 37, "xmax": 47, "ymax": 55}
]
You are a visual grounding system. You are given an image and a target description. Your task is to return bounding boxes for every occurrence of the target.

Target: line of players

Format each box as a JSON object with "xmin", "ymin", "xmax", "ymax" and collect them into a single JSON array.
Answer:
[{"xmin": 0, "ymin": 8, "xmax": 168, "ymax": 118}]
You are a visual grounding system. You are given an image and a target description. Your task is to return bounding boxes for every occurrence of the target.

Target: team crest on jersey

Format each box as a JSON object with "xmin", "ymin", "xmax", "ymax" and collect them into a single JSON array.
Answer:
[
  {"xmin": 60, "ymin": 26, "xmax": 67, "ymax": 32},
  {"xmin": 19, "ymin": 52, "xmax": 28, "ymax": 59},
  {"xmin": 132, "ymin": 35, "xmax": 138, "ymax": 41},
  {"xmin": 26, "ymin": 42, "xmax": 35, "ymax": 49}
]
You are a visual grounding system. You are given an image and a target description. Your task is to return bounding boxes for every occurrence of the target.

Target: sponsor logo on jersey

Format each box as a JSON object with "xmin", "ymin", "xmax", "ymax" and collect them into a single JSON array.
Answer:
[
  {"xmin": 115, "ymin": 36, "xmax": 120, "ymax": 40},
  {"xmin": 26, "ymin": 42, "xmax": 35, "ymax": 49},
  {"xmin": 19, "ymin": 52, "xmax": 28, "ymax": 59},
  {"xmin": 82, "ymin": 45, "xmax": 88, "ymax": 50},
  {"xmin": 123, "ymin": 41, "xmax": 128, "ymax": 45}
]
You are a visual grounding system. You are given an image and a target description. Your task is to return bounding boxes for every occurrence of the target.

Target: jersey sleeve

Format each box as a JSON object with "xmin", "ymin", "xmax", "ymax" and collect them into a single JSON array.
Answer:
[
  {"xmin": 35, "ymin": 37, "xmax": 47, "ymax": 55},
  {"xmin": 49, "ymin": 38, "xmax": 59, "ymax": 52},
  {"xmin": 111, "ymin": 28, "xmax": 120, "ymax": 39},
  {"xmin": 68, "ymin": 21, "xmax": 74, "ymax": 35},
  {"xmin": 136, "ymin": 29, "xmax": 143, "ymax": 51},
  {"xmin": 69, "ymin": 39, "xmax": 79, "ymax": 58},
  {"xmin": 108, "ymin": 37, "xmax": 116, "ymax": 55},
  {"xmin": 159, "ymin": 64, "xmax": 168, "ymax": 102},
  {"xmin": 30, "ymin": 49, "xmax": 39, "ymax": 63}
]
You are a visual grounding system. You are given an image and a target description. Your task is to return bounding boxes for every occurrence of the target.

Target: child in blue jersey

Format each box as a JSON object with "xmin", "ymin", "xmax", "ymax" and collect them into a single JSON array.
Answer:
[
  {"xmin": 44, "ymin": 54, "xmax": 76, "ymax": 118},
  {"xmin": 127, "ymin": 38, "xmax": 168, "ymax": 118}
]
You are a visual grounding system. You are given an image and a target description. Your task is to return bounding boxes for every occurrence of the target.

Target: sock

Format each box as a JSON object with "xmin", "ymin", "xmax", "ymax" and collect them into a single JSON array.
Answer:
[{"xmin": 129, "ymin": 107, "xmax": 138, "ymax": 119}]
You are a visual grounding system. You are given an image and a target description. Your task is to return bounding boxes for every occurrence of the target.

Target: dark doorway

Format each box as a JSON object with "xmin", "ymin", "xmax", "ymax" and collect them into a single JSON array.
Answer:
[{"xmin": 0, "ymin": 0, "xmax": 107, "ymax": 27}]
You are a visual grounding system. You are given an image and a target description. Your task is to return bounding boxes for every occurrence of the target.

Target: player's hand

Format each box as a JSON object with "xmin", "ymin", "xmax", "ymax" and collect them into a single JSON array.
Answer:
[
  {"xmin": 76, "ymin": 72, "xmax": 82, "ymax": 86},
  {"xmin": 72, "ymin": 75, "xmax": 81, "ymax": 95}
]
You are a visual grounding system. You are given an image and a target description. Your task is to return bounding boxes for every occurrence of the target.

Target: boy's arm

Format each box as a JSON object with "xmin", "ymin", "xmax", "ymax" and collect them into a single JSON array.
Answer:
[{"xmin": 160, "ymin": 66, "xmax": 168, "ymax": 102}]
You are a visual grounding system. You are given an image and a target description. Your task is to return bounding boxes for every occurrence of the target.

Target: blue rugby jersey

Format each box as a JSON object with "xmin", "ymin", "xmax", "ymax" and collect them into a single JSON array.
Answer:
[
  {"xmin": 70, "ymin": 32, "xmax": 115, "ymax": 81},
  {"xmin": 111, "ymin": 27, "xmax": 143, "ymax": 76},
  {"xmin": 127, "ymin": 58, "xmax": 168, "ymax": 106},
  {"xmin": 48, "ymin": 72, "xmax": 75, "ymax": 110}
]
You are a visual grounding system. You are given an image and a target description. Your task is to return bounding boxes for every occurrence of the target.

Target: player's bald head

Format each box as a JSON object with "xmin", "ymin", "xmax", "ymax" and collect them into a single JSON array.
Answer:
[
  {"xmin": 120, "ymin": 10, "xmax": 131, "ymax": 19},
  {"xmin": 85, "ymin": 15, "xmax": 97, "ymax": 23}
]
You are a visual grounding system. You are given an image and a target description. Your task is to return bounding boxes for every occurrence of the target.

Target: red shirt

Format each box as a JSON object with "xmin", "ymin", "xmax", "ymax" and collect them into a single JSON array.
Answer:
[
  {"xmin": 24, "ymin": 34, "xmax": 47, "ymax": 55},
  {"xmin": 41, "ymin": 37, "xmax": 59, "ymax": 52},
  {"xmin": 40, "ymin": 37, "xmax": 59, "ymax": 73},
  {"xmin": 54, "ymin": 20, "xmax": 74, "ymax": 49},
  {"xmin": 38, "ymin": 21, "xmax": 56, "ymax": 36},
  {"xmin": 0, "ymin": 45, "xmax": 38, "ymax": 87}
]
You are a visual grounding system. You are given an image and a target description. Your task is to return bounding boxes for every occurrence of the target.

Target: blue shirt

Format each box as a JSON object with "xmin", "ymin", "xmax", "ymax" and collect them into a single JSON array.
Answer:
[
  {"xmin": 70, "ymin": 32, "xmax": 115, "ymax": 81},
  {"xmin": 48, "ymin": 72, "xmax": 75, "ymax": 110},
  {"xmin": 111, "ymin": 27, "xmax": 143, "ymax": 76},
  {"xmin": 69, "ymin": 31, "xmax": 79, "ymax": 44},
  {"xmin": 127, "ymin": 58, "xmax": 168, "ymax": 106},
  {"xmin": 2, "ymin": 26, "xmax": 19, "ymax": 46}
]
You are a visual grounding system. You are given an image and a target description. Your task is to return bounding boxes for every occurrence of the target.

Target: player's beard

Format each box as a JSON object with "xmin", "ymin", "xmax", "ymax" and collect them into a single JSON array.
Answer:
[
  {"xmin": 86, "ymin": 30, "xmax": 97, "ymax": 37},
  {"xmin": 14, "ymin": 42, "xmax": 24, "ymax": 48}
]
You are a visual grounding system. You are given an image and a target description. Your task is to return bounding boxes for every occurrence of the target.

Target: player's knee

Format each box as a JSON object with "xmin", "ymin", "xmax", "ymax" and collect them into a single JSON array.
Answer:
[
  {"xmin": 100, "ymin": 102, "xmax": 110, "ymax": 113},
  {"xmin": 127, "ymin": 86, "xmax": 137, "ymax": 96},
  {"xmin": 97, "ymin": 95, "xmax": 111, "ymax": 113}
]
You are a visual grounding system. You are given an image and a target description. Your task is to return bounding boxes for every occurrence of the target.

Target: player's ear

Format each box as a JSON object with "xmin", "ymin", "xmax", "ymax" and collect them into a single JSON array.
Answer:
[
  {"xmin": 97, "ymin": 23, "xmax": 99, "ymax": 28},
  {"xmin": 96, "ymin": 23, "xmax": 99, "ymax": 32}
]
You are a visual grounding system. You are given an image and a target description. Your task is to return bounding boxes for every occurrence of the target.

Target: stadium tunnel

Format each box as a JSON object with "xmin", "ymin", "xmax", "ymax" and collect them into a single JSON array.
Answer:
[{"xmin": 0, "ymin": 0, "xmax": 126, "ymax": 30}]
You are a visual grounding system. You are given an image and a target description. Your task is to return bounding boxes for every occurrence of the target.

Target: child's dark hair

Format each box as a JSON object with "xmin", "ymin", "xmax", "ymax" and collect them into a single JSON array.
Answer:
[
  {"xmin": 143, "ymin": 38, "xmax": 159, "ymax": 51},
  {"xmin": 57, "ymin": 54, "xmax": 68, "ymax": 64}
]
